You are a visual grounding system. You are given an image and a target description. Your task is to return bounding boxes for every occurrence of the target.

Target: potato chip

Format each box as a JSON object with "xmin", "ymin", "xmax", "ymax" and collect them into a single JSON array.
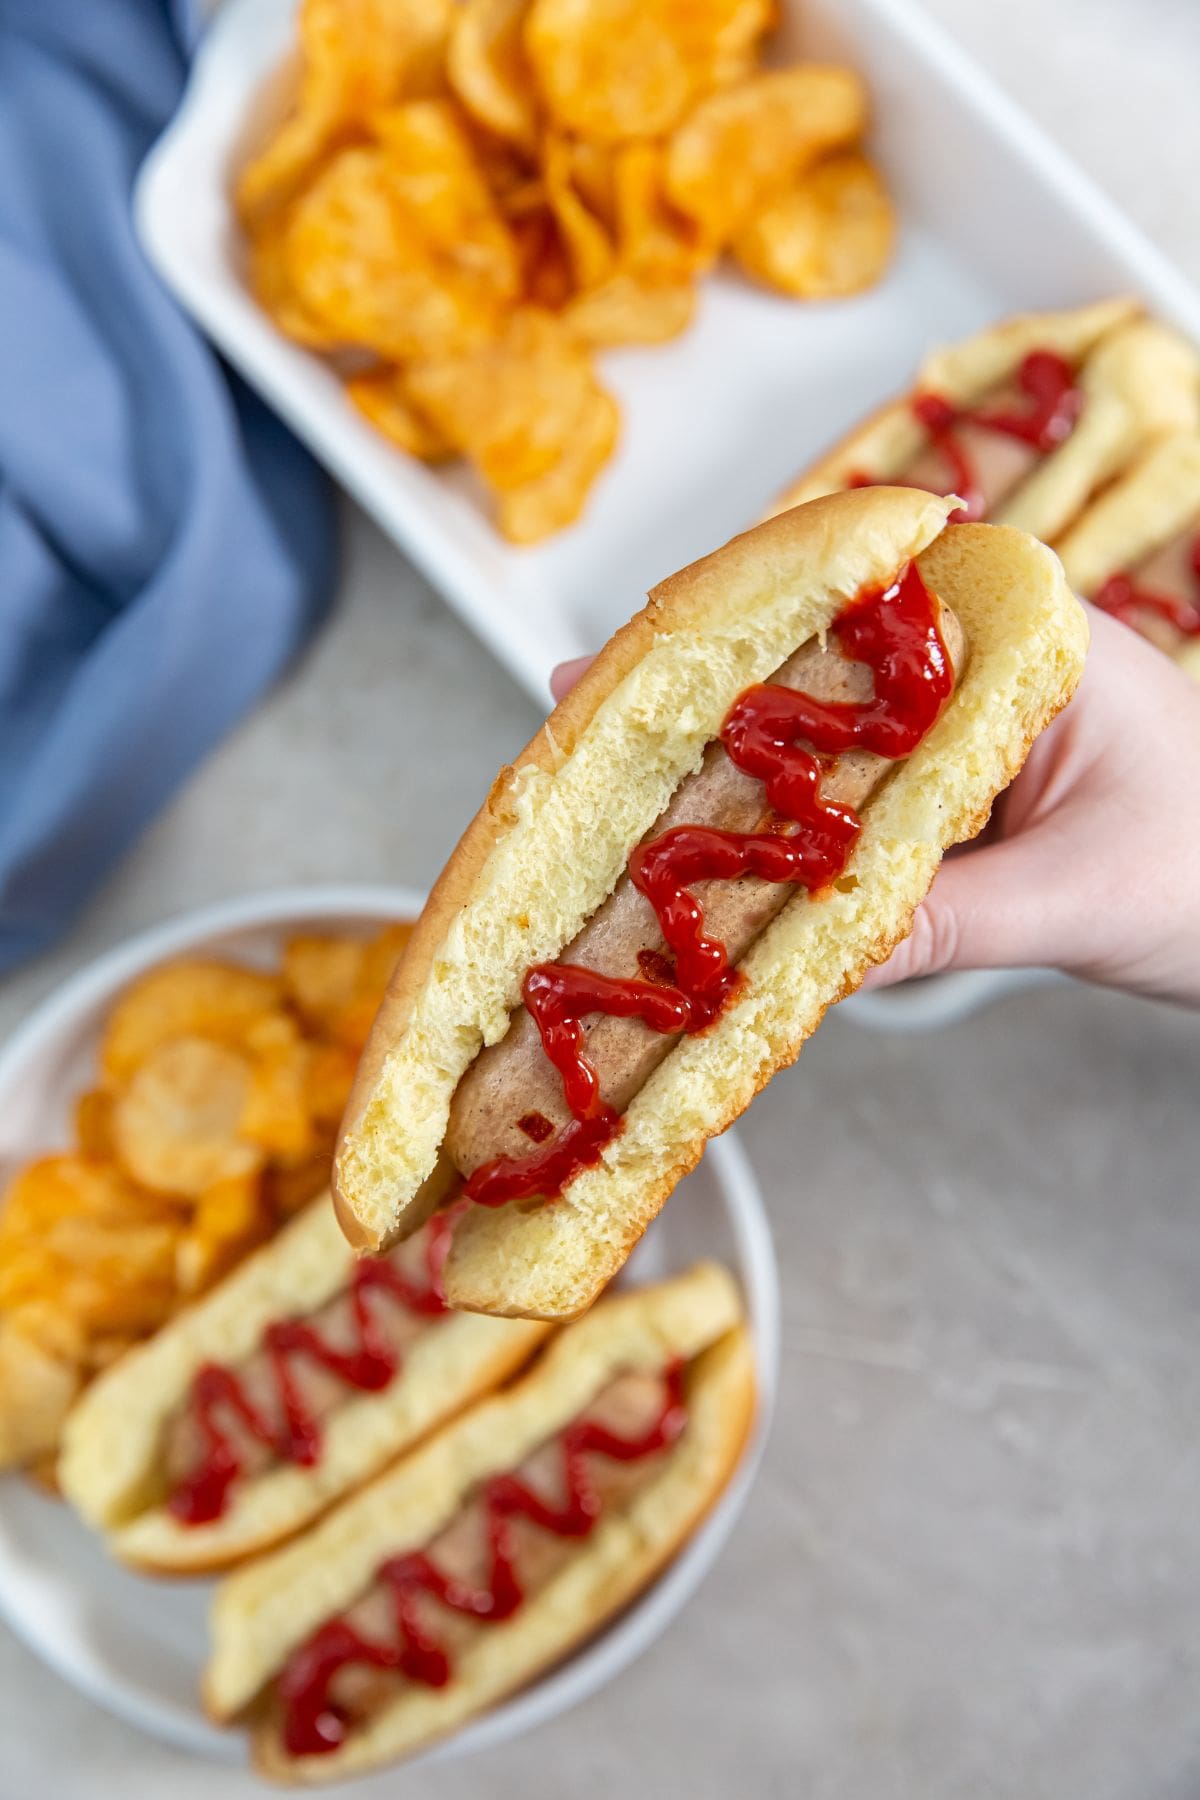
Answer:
[
  {"xmin": 247, "ymin": 210, "xmax": 341, "ymax": 350},
  {"xmin": 0, "ymin": 1156, "xmax": 178, "ymax": 1239},
  {"xmin": 286, "ymin": 109, "xmax": 518, "ymax": 360},
  {"xmin": 304, "ymin": 1041, "xmax": 361, "ymax": 1126},
  {"xmin": 734, "ymin": 151, "xmax": 895, "ymax": 298},
  {"xmin": 263, "ymin": 1153, "xmax": 334, "ymax": 1218},
  {"xmin": 236, "ymin": 0, "xmax": 455, "ymax": 227},
  {"xmin": 74, "ymin": 1090, "xmax": 115, "ymax": 1160},
  {"xmin": 613, "ymin": 142, "xmax": 709, "ymax": 281},
  {"xmin": 282, "ymin": 933, "xmax": 366, "ymax": 1027},
  {"xmin": 241, "ymin": 1016, "xmax": 314, "ymax": 1164},
  {"xmin": 564, "ymin": 274, "xmax": 694, "ymax": 345},
  {"xmin": 406, "ymin": 307, "xmax": 605, "ymax": 491},
  {"xmin": 113, "ymin": 1038, "xmax": 262, "ymax": 1198},
  {"xmin": 101, "ymin": 961, "xmax": 283, "ymax": 1085},
  {"xmin": 524, "ymin": 0, "xmax": 772, "ymax": 142},
  {"xmin": 448, "ymin": 0, "xmax": 539, "ymax": 150},
  {"xmin": 347, "ymin": 367, "xmax": 455, "ymax": 460},
  {"xmin": 498, "ymin": 383, "xmax": 619, "ymax": 541},
  {"xmin": 0, "ymin": 1318, "xmax": 80, "ymax": 1470},
  {"xmin": 176, "ymin": 1173, "xmax": 270, "ymax": 1295},
  {"xmin": 513, "ymin": 210, "xmax": 576, "ymax": 309},
  {"xmin": 665, "ymin": 65, "xmax": 869, "ymax": 242},
  {"xmin": 357, "ymin": 922, "xmax": 414, "ymax": 1001},
  {"xmin": 543, "ymin": 134, "xmax": 614, "ymax": 289}
]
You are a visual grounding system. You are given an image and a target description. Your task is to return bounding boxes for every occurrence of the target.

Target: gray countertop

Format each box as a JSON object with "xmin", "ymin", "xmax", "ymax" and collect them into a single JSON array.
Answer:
[{"xmin": 3, "ymin": 1, "xmax": 1199, "ymax": 1794}]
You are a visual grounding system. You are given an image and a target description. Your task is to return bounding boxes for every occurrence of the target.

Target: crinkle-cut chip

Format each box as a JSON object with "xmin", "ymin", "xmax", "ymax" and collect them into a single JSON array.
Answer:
[
  {"xmin": 613, "ymin": 141, "xmax": 710, "ymax": 280},
  {"xmin": 565, "ymin": 275, "xmax": 695, "ymax": 345},
  {"xmin": 113, "ymin": 1038, "xmax": 263, "ymax": 1198},
  {"xmin": 246, "ymin": 211, "xmax": 341, "ymax": 350},
  {"xmin": 497, "ymin": 383, "xmax": 619, "ymax": 542},
  {"xmin": 568, "ymin": 139, "xmax": 617, "ymax": 230},
  {"xmin": 0, "ymin": 1318, "xmax": 80, "ymax": 1470},
  {"xmin": 734, "ymin": 151, "xmax": 895, "ymax": 298},
  {"xmin": 524, "ymin": 0, "xmax": 772, "ymax": 142},
  {"xmin": 241, "ymin": 1016, "xmax": 315, "ymax": 1164},
  {"xmin": 264, "ymin": 1153, "xmax": 334, "ymax": 1218},
  {"xmin": 348, "ymin": 367, "xmax": 455, "ymax": 460},
  {"xmin": 305, "ymin": 1042, "xmax": 361, "ymax": 1125},
  {"xmin": 176, "ymin": 1174, "xmax": 271, "ymax": 1295},
  {"xmin": 514, "ymin": 210, "xmax": 575, "ymax": 309},
  {"xmin": 285, "ymin": 121, "xmax": 515, "ymax": 360},
  {"xmin": 448, "ymin": 0, "xmax": 539, "ymax": 149},
  {"xmin": 0, "ymin": 1156, "xmax": 180, "ymax": 1240},
  {"xmin": 236, "ymin": 0, "xmax": 455, "ymax": 226},
  {"xmin": 355, "ymin": 922, "xmax": 414, "ymax": 1010},
  {"xmin": 665, "ymin": 64, "xmax": 869, "ymax": 242},
  {"xmin": 282, "ymin": 933, "xmax": 367, "ymax": 1027},
  {"xmin": 100, "ymin": 961, "xmax": 283, "ymax": 1085},
  {"xmin": 543, "ymin": 134, "xmax": 614, "ymax": 289},
  {"xmin": 74, "ymin": 1090, "xmax": 115, "ymax": 1160},
  {"xmin": 406, "ymin": 308, "xmax": 603, "ymax": 491}
]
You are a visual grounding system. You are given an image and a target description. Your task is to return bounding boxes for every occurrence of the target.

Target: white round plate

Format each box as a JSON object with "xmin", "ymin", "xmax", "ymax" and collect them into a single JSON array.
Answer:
[{"xmin": 0, "ymin": 886, "xmax": 779, "ymax": 1768}]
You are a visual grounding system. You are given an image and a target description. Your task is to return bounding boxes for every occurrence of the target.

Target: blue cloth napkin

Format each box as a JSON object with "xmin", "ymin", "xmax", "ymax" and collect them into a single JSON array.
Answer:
[{"xmin": 0, "ymin": 0, "xmax": 336, "ymax": 971}]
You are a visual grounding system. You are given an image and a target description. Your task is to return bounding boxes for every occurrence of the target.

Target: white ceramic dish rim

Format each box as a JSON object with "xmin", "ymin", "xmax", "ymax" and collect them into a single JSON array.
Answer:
[{"xmin": 0, "ymin": 884, "xmax": 779, "ymax": 1768}]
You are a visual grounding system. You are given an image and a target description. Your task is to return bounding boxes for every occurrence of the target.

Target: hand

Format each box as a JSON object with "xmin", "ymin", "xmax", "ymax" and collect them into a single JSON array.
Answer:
[{"xmin": 550, "ymin": 604, "xmax": 1200, "ymax": 1009}]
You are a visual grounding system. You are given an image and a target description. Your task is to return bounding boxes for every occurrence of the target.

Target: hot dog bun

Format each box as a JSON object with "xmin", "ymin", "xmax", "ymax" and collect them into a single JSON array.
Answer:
[
  {"xmin": 334, "ymin": 489, "xmax": 1086, "ymax": 1320},
  {"xmin": 58, "ymin": 1197, "xmax": 549, "ymax": 1573},
  {"xmin": 767, "ymin": 301, "xmax": 1200, "ymax": 544},
  {"xmin": 205, "ymin": 1261, "xmax": 752, "ymax": 1781}
]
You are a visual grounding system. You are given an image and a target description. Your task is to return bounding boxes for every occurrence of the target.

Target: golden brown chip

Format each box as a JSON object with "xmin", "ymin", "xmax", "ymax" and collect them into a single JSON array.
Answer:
[
  {"xmin": 112, "ymin": 1038, "xmax": 263, "ymax": 1198},
  {"xmin": 74, "ymin": 1090, "xmax": 115, "ymax": 1160},
  {"xmin": 733, "ymin": 151, "xmax": 895, "ymax": 297},
  {"xmin": 613, "ymin": 141, "xmax": 710, "ymax": 281},
  {"xmin": 100, "ymin": 961, "xmax": 283, "ymax": 1085},
  {"xmin": 236, "ymin": 0, "xmax": 455, "ymax": 227},
  {"xmin": 347, "ymin": 367, "xmax": 456, "ymax": 460},
  {"xmin": 497, "ymin": 382, "xmax": 619, "ymax": 541},
  {"xmin": 241, "ymin": 1016, "xmax": 315, "ymax": 1165},
  {"xmin": 282, "ymin": 933, "xmax": 366, "ymax": 1027},
  {"xmin": 176, "ymin": 1173, "xmax": 271, "ymax": 1296},
  {"xmin": 285, "ymin": 107, "xmax": 518, "ymax": 360},
  {"xmin": 406, "ymin": 307, "xmax": 606, "ymax": 491},
  {"xmin": 665, "ymin": 64, "xmax": 868, "ymax": 242},
  {"xmin": 524, "ymin": 0, "xmax": 773, "ymax": 142},
  {"xmin": 246, "ymin": 210, "xmax": 341, "ymax": 349},
  {"xmin": 263, "ymin": 1153, "xmax": 335, "ymax": 1218},
  {"xmin": 564, "ymin": 274, "xmax": 694, "ymax": 345},
  {"xmin": 448, "ymin": 0, "xmax": 539, "ymax": 150},
  {"xmin": 543, "ymin": 134, "xmax": 614, "ymax": 289},
  {"xmin": 304, "ymin": 1042, "xmax": 361, "ymax": 1125},
  {"xmin": 513, "ymin": 209, "xmax": 576, "ymax": 309},
  {"xmin": 0, "ymin": 1318, "xmax": 80, "ymax": 1470}
]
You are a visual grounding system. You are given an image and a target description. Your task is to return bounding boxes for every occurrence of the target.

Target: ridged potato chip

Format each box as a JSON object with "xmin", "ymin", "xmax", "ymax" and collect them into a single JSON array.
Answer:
[
  {"xmin": 564, "ymin": 274, "xmax": 694, "ymax": 345},
  {"xmin": 513, "ymin": 209, "xmax": 576, "ymax": 309},
  {"xmin": 176, "ymin": 1173, "xmax": 271, "ymax": 1296},
  {"xmin": 613, "ymin": 141, "xmax": 709, "ymax": 280},
  {"xmin": 734, "ymin": 151, "xmax": 895, "ymax": 297},
  {"xmin": 74, "ymin": 1090, "xmax": 115, "ymax": 1160},
  {"xmin": 347, "ymin": 367, "xmax": 455, "ymax": 460},
  {"xmin": 241, "ymin": 1015, "xmax": 315, "ymax": 1164},
  {"xmin": 286, "ymin": 107, "xmax": 518, "ymax": 359},
  {"xmin": 448, "ymin": 0, "xmax": 539, "ymax": 149},
  {"xmin": 665, "ymin": 64, "xmax": 868, "ymax": 242},
  {"xmin": 0, "ymin": 1318, "xmax": 81, "ymax": 1468},
  {"xmin": 498, "ymin": 382, "xmax": 619, "ymax": 541},
  {"xmin": 406, "ymin": 307, "xmax": 608, "ymax": 492},
  {"xmin": 237, "ymin": 0, "xmax": 455, "ymax": 226},
  {"xmin": 247, "ymin": 211, "xmax": 340, "ymax": 350},
  {"xmin": 101, "ymin": 961, "xmax": 283, "ymax": 1085},
  {"xmin": 524, "ymin": 0, "xmax": 773, "ymax": 142},
  {"xmin": 113, "ymin": 1038, "xmax": 263, "ymax": 1198},
  {"xmin": 543, "ymin": 134, "xmax": 615, "ymax": 289}
]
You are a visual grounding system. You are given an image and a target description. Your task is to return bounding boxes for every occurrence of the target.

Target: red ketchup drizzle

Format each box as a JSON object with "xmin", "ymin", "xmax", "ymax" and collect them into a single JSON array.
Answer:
[
  {"xmin": 277, "ymin": 1360, "xmax": 688, "ymax": 1758},
  {"xmin": 1094, "ymin": 535, "xmax": 1200, "ymax": 638},
  {"xmin": 167, "ymin": 1218, "xmax": 453, "ymax": 1526},
  {"xmin": 854, "ymin": 350, "xmax": 1082, "ymax": 522},
  {"xmin": 463, "ymin": 561, "xmax": 953, "ymax": 1211}
]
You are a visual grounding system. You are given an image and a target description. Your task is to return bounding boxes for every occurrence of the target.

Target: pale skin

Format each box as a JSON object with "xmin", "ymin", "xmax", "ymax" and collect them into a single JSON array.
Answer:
[{"xmin": 551, "ymin": 601, "xmax": 1200, "ymax": 1009}]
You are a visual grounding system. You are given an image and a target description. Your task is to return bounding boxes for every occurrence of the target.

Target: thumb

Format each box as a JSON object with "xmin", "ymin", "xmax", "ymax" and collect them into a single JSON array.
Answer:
[{"xmin": 863, "ymin": 833, "xmax": 1068, "ymax": 988}]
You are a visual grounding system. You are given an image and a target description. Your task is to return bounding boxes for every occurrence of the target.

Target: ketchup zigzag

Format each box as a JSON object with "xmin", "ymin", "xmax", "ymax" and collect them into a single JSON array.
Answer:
[
  {"xmin": 169, "ymin": 1218, "xmax": 453, "ymax": 1525},
  {"xmin": 277, "ymin": 1360, "xmax": 687, "ymax": 1757},
  {"xmin": 465, "ymin": 561, "xmax": 954, "ymax": 1211}
]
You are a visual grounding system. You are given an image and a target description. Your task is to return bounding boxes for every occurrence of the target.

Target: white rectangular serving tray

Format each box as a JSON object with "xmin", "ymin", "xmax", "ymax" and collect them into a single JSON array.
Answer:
[{"xmin": 136, "ymin": 0, "xmax": 1200, "ymax": 1031}]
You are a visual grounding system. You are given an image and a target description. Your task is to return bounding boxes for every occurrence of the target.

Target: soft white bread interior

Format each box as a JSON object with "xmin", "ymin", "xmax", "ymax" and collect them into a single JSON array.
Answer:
[
  {"xmin": 1056, "ymin": 430, "xmax": 1200, "ymax": 598},
  {"xmin": 205, "ymin": 1261, "xmax": 750, "ymax": 1781},
  {"xmin": 335, "ymin": 488, "xmax": 1086, "ymax": 1320},
  {"xmin": 58, "ymin": 1196, "xmax": 549, "ymax": 1573},
  {"xmin": 765, "ymin": 297, "xmax": 1139, "ymax": 516}
]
